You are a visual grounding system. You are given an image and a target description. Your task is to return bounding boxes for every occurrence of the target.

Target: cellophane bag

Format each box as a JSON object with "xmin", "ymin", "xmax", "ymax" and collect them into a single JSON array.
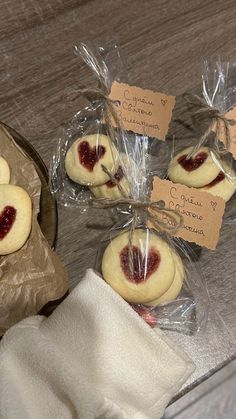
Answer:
[
  {"xmin": 150, "ymin": 58, "xmax": 236, "ymax": 224},
  {"xmin": 201, "ymin": 58, "xmax": 236, "ymax": 223},
  {"xmin": 93, "ymin": 133, "xmax": 209, "ymax": 335},
  {"xmin": 51, "ymin": 42, "xmax": 127, "ymax": 210}
]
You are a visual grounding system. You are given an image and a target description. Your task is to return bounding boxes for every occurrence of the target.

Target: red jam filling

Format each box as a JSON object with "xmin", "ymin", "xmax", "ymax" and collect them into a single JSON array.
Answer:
[
  {"xmin": 78, "ymin": 141, "xmax": 106, "ymax": 172},
  {"xmin": 178, "ymin": 152, "xmax": 208, "ymax": 172},
  {"xmin": 0, "ymin": 206, "xmax": 16, "ymax": 240},
  {"xmin": 120, "ymin": 245, "xmax": 160, "ymax": 284},
  {"xmin": 205, "ymin": 171, "xmax": 225, "ymax": 188},
  {"xmin": 106, "ymin": 166, "xmax": 124, "ymax": 188}
]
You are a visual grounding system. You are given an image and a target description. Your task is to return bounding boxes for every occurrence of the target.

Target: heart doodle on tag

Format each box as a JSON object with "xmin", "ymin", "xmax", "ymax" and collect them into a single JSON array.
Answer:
[
  {"xmin": 211, "ymin": 201, "xmax": 217, "ymax": 211},
  {"xmin": 161, "ymin": 99, "xmax": 167, "ymax": 106}
]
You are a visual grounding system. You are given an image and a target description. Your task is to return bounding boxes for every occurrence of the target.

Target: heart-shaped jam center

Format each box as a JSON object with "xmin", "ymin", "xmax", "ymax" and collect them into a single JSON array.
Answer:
[
  {"xmin": 106, "ymin": 166, "xmax": 124, "ymax": 188},
  {"xmin": 0, "ymin": 206, "xmax": 16, "ymax": 240},
  {"xmin": 78, "ymin": 141, "xmax": 106, "ymax": 172},
  {"xmin": 120, "ymin": 245, "xmax": 160, "ymax": 283},
  {"xmin": 206, "ymin": 171, "xmax": 225, "ymax": 188},
  {"xmin": 178, "ymin": 151, "xmax": 208, "ymax": 172}
]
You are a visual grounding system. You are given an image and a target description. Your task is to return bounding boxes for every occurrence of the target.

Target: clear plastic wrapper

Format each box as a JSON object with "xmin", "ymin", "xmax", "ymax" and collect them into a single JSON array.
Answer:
[
  {"xmin": 92, "ymin": 133, "xmax": 209, "ymax": 335},
  {"xmin": 201, "ymin": 58, "xmax": 236, "ymax": 223},
  {"xmin": 152, "ymin": 58, "xmax": 236, "ymax": 224},
  {"xmin": 50, "ymin": 43, "xmax": 170, "ymax": 211},
  {"xmin": 51, "ymin": 42, "xmax": 127, "ymax": 210},
  {"xmin": 202, "ymin": 58, "xmax": 236, "ymax": 115},
  {"xmin": 96, "ymin": 229, "xmax": 209, "ymax": 335}
]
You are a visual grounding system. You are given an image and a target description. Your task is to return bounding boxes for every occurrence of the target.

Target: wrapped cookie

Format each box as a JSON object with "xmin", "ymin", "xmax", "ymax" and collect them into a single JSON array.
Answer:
[
  {"xmin": 93, "ymin": 134, "xmax": 209, "ymax": 335},
  {"xmin": 51, "ymin": 42, "xmax": 127, "ymax": 209},
  {"xmin": 166, "ymin": 58, "xmax": 236, "ymax": 223}
]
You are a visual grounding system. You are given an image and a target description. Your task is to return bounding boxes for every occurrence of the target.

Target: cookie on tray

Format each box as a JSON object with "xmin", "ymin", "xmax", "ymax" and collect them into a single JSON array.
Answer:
[
  {"xmin": 0, "ymin": 185, "xmax": 32, "ymax": 255},
  {"xmin": 0, "ymin": 156, "xmax": 10, "ymax": 184}
]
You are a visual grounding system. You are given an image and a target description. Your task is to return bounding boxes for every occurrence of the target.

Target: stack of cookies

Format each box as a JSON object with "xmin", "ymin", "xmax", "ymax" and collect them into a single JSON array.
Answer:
[
  {"xmin": 102, "ymin": 228, "xmax": 185, "ymax": 306},
  {"xmin": 65, "ymin": 133, "xmax": 131, "ymax": 199}
]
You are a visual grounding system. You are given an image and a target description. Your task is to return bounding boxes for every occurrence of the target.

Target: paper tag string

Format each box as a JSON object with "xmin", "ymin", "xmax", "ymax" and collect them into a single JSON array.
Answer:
[
  {"xmin": 184, "ymin": 93, "xmax": 233, "ymax": 157},
  {"xmin": 89, "ymin": 198, "xmax": 183, "ymax": 235}
]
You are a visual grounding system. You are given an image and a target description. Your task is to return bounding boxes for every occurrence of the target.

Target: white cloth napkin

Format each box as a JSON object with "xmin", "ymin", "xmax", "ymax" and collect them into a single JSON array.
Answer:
[{"xmin": 0, "ymin": 269, "xmax": 195, "ymax": 419}]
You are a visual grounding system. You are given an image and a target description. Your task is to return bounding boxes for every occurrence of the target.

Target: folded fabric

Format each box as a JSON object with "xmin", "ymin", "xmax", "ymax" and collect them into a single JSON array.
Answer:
[{"xmin": 0, "ymin": 269, "xmax": 195, "ymax": 419}]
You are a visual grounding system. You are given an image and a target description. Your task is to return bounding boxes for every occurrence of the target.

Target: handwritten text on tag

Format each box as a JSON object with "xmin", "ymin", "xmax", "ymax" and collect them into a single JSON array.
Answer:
[
  {"xmin": 150, "ymin": 177, "xmax": 225, "ymax": 250},
  {"xmin": 109, "ymin": 81, "xmax": 175, "ymax": 140}
]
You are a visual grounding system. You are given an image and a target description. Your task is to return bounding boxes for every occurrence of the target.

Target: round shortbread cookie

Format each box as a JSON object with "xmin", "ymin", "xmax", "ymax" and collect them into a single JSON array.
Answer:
[
  {"xmin": 0, "ymin": 185, "xmax": 32, "ymax": 255},
  {"xmin": 65, "ymin": 134, "xmax": 119, "ymax": 186},
  {"xmin": 168, "ymin": 146, "xmax": 221, "ymax": 187},
  {"xmin": 0, "ymin": 156, "xmax": 10, "ymax": 184},
  {"xmin": 102, "ymin": 229, "xmax": 176, "ymax": 304},
  {"xmin": 145, "ymin": 252, "xmax": 185, "ymax": 306},
  {"xmin": 200, "ymin": 164, "xmax": 236, "ymax": 202},
  {"xmin": 90, "ymin": 154, "xmax": 134, "ymax": 199}
]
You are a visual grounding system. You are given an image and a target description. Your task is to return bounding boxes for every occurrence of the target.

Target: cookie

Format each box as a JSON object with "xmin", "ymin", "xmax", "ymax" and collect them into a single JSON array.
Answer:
[
  {"xmin": 90, "ymin": 154, "xmax": 133, "ymax": 199},
  {"xmin": 0, "ymin": 185, "xmax": 32, "ymax": 255},
  {"xmin": 0, "ymin": 156, "xmax": 10, "ymax": 184},
  {"xmin": 102, "ymin": 229, "xmax": 176, "ymax": 304},
  {"xmin": 145, "ymin": 252, "xmax": 184, "ymax": 306},
  {"xmin": 200, "ymin": 165, "xmax": 236, "ymax": 202},
  {"xmin": 168, "ymin": 146, "xmax": 220, "ymax": 187},
  {"xmin": 65, "ymin": 134, "xmax": 119, "ymax": 186}
]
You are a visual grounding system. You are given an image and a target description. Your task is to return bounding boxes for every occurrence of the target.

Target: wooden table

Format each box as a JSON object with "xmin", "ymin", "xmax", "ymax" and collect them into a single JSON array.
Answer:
[{"xmin": 1, "ymin": 0, "xmax": 236, "ymax": 402}]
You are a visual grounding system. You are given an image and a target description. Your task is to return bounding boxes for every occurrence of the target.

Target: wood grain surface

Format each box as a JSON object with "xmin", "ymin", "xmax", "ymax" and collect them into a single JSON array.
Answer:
[{"xmin": 0, "ymin": 0, "xmax": 236, "ymax": 402}]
